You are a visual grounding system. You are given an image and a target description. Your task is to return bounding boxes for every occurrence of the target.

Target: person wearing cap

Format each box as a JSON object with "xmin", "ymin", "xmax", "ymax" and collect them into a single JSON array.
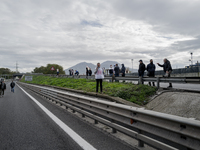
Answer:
[{"xmin": 138, "ymin": 60, "xmax": 146, "ymax": 84}]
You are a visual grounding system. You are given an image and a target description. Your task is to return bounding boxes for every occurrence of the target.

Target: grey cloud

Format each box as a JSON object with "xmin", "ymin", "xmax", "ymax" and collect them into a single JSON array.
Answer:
[{"xmin": 109, "ymin": 0, "xmax": 200, "ymax": 36}]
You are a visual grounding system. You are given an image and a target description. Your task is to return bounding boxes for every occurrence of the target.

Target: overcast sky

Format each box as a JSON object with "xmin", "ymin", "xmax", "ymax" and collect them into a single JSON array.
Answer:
[{"xmin": 0, "ymin": 0, "xmax": 200, "ymax": 72}]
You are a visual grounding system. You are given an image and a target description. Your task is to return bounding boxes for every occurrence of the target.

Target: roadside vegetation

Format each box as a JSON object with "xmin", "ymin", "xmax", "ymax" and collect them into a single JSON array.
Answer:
[{"xmin": 21, "ymin": 75, "xmax": 157, "ymax": 106}]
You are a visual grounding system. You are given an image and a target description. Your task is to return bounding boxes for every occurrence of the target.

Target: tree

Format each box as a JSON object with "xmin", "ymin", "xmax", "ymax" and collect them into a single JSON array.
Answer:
[
  {"xmin": 0, "ymin": 68, "xmax": 12, "ymax": 74},
  {"xmin": 33, "ymin": 64, "xmax": 65, "ymax": 74}
]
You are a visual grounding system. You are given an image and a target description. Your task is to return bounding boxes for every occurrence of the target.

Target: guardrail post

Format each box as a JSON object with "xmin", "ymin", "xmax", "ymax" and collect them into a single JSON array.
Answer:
[
  {"xmin": 112, "ymin": 75, "xmax": 115, "ymax": 82},
  {"xmin": 157, "ymin": 77, "xmax": 160, "ymax": 89},
  {"xmin": 139, "ymin": 77, "xmax": 143, "ymax": 84},
  {"xmin": 138, "ymin": 130, "xmax": 144, "ymax": 147}
]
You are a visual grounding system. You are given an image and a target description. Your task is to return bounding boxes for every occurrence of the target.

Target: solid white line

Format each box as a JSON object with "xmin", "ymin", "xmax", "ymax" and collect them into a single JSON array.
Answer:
[{"xmin": 17, "ymin": 84, "xmax": 97, "ymax": 150}]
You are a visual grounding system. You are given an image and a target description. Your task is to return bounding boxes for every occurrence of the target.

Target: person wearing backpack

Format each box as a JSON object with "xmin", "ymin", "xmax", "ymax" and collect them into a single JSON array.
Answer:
[{"xmin": 10, "ymin": 80, "xmax": 15, "ymax": 93}]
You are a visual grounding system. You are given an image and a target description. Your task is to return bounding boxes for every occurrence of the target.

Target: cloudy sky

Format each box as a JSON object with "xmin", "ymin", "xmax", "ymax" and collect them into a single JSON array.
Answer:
[{"xmin": 0, "ymin": 0, "xmax": 200, "ymax": 72}]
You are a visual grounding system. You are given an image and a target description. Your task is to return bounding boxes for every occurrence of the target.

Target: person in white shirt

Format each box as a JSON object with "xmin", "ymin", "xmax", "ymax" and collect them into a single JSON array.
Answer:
[{"xmin": 94, "ymin": 63, "xmax": 104, "ymax": 93}]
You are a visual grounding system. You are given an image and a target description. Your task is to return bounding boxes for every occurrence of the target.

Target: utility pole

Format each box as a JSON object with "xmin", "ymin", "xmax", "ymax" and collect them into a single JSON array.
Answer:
[
  {"xmin": 16, "ymin": 61, "xmax": 19, "ymax": 73},
  {"xmin": 189, "ymin": 52, "xmax": 193, "ymax": 66},
  {"xmin": 131, "ymin": 59, "xmax": 133, "ymax": 73}
]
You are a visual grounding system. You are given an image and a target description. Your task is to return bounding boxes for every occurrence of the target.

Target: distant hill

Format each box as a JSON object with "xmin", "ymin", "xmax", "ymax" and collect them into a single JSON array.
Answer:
[
  {"xmin": 101, "ymin": 61, "xmax": 121, "ymax": 68},
  {"xmin": 65, "ymin": 62, "xmax": 96, "ymax": 75},
  {"xmin": 65, "ymin": 61, "xmax": 138, "ymax": 75}
]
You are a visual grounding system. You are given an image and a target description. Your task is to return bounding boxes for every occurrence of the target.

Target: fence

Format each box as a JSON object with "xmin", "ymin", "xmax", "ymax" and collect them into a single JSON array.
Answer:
[{"xmin": 18, "ymin": 82, "xmax": 200, "ymax": 150}]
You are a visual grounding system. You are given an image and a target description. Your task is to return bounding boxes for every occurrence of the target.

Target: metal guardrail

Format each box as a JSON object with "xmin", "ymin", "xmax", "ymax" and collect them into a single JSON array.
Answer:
[
  {"xmin": 18, "ymin": 82, "xmax": 200, "ymax": 150},
  {"xmin": 42, "ymin": 74, "xmax": 200, "ymax": 89}
]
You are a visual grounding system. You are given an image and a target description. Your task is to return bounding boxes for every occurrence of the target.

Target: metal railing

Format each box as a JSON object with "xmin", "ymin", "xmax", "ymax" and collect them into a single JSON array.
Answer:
[
  {"xmin": 18, "ymin": 82, "xmax": 200, "ymax": 150},
  {"xmin": 41, "ymin": 74, "xmax": 200, "ymax": 89}
]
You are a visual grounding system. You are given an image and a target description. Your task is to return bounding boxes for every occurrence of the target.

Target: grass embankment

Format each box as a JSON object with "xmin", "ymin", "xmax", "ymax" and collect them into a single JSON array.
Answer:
[{"xmin": 21, "ymin": 75, "xmax": 157, "ymax": 106}]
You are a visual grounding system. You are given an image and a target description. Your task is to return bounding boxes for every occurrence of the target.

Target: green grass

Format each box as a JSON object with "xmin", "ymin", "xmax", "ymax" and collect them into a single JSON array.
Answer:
[{"xmin": 21, "ymin": 75, "xmax": 157, "ymax": 106}]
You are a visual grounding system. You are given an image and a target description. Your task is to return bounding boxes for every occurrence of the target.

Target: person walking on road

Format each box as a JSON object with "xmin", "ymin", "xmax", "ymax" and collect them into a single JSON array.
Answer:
[
  {"xmin": 121, "ymin": 64, "xmax": 126, "ymax": 77},
  {"xmin": 0, "ymin": 81, "xmax": 6, "ymax": 97},
  {"xmin": 95, "ymin": 63, "xmax": 104, "ymax": 94},
  {"xmin": 157, "ymin": 58, "xmax": 173, "ymax": 88},
  {"xmin": 10, "ymin": 80, "xmax": 15, "ymax": 93},
  {"xmin": 138, "ymin": 60, "xmax": 146, "ymax": 84},
  {"xmin": 147, "ymin": 59, "xmax": 156, "ymax": 86}
]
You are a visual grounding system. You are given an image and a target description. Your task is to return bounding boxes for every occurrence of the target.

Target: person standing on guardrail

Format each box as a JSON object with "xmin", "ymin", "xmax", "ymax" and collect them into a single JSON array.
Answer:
[
  {"xmin": 10, "ymin": 80, "xmax": 15, "ymax": 93},
  {"xmin": 0, "ymin": 81, "xmax": 6, "ymax": 97},
  {"xmin": 121, "ymin": 64, "xmax": 126, "ymax": 77},
  {"xmin": 157, "ymin": 58, "xmax": 173, "ymax": 88},
  {"xmin": 138, "ymin": 60, "xmax": 146, "ymax": 84},
  {"xmin": 114, "ymin": 64, "xmax": 120, "ymax": 82},
  {"xmin": 147, "ymin": 59, "xmax": 156, "ymax": 86},
  {"xmin": 95, "ymin": 63, "xmax": 104, "ymax": 94}
]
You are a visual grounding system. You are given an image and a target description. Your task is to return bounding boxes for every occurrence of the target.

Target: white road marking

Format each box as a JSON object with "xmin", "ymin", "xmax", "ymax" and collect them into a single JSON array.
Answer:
[{"xmin": 17, "ymin": 84, "xmax": 97, "ymax": 150}]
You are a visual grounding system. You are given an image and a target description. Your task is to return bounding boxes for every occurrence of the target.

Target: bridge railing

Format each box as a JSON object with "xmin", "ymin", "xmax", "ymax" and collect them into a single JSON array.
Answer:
[{"xmin": 18, "ymin": 82, "xmax": 200, "ymax": 150}]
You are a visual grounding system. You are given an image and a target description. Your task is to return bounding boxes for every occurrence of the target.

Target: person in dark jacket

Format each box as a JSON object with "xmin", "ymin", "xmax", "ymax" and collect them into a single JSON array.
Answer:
[
  {"xmin": 88, "ymin": 68, "xmax": 92, "ymax": 76},
  {"xmin": 0, "ymin": 81, "xmax": 6, "ymax": 97},
  {"xmin": 114, "ymin": 64, "xmax": 120, "ymax": 82},
  {"xmin": 10, "ymin": 80, "xmax": 15, "ymax": 93},
  {"xmin": 147, "ymin": 59, "xmax": 156, "ymax": 86},
  {"xmin": 157, "ymin": 58, "xmax": 173, "ymax": 88},
  {"xmin": 86, "ymin": 67, "xmax": 89, "ymax": 76},
  {"xmin": 138, "ymin": 60, "xmax": 146, "ymax": 84},
  {"xmin": 121, "ymin": 64, "xmax": 126, "ymax": 77}
]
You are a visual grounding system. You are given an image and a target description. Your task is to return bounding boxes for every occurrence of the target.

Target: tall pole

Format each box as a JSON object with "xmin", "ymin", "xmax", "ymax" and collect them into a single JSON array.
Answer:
[
  {"xmin": 191, "ymin": 52, "xmax": 193, "ymax": 65},
  {"xmin": 131, "ymin": 59, "xmax": 133, "ymax": 73},
  {"xmin": 16, "ymin": 61, "xmax": 19, "ymax": 73}
]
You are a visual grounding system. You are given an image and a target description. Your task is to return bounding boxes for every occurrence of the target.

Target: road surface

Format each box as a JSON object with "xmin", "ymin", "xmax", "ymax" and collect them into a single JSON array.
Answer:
[{"xmin": 0, "ymin": 83, "xmax": 133, "ymax": 150}]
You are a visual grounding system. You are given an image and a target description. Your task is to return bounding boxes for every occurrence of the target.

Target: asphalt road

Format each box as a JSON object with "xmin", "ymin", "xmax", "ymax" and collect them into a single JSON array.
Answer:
[{"xmin": 0, "ymin": 83, "xmax": 133, "ymax": 150}]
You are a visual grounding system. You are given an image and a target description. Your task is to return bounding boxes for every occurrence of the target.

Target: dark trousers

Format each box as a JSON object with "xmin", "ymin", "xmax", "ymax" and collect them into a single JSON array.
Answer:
[
  {"xmin": 2, "ymin": 90, "xmax": 4, "ymax": 95},
  {"xmin": 168, "ymin": 72, "xmax": 172, "ymax": 87},
  {"xmin": 148, "ymin": 75, "xmax": 155, "ymax": 86},
  {"xmin": 96, "ymin": 79, "xmax": 103, "ymax": 93},
  {"xmin": 115, "ymin": 74, "xmax": 119, "ymax": 82}
]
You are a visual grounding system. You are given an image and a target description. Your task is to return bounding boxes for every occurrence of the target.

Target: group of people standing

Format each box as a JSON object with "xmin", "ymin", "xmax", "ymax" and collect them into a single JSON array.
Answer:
[
  {"xmin": 139, "ymin": 58, "xmax": 173, "ymax": 88},
  {"xmin": 0, "ymin": 80, "xmax": 15, "ymax": 97},
  {"xmin": 109, "ymin": 64, "xmax": 126, "ymax": 78},
  {"xmin": 95, "ymin": 63, "xmax": 126, "ymax": 93},
  {"xmin": 94, "ymin": 58, "xmax": 173, "ymax": 94},
  {"xmin": 86, "ymin": 67, "xmax": 92, "ymax": 76}
]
